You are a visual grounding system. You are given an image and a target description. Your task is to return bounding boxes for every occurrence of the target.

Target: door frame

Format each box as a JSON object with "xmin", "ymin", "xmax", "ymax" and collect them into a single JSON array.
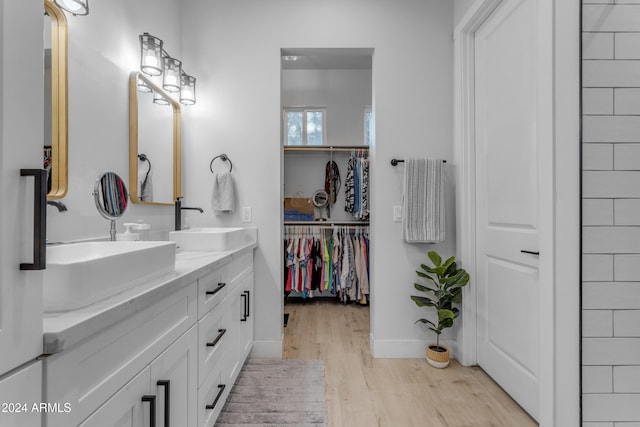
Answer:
[{"xmin": 453, "ymin": 0, "xmax": 581, "ymax": 425}]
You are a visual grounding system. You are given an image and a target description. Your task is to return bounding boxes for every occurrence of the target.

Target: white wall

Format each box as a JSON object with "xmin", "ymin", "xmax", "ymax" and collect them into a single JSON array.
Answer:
[
  {"xmin": 582, "ymin": 3, "xmax": 640, "ymax": 424},
  {"xmin": 181, "ymin": 0, "xmax": 454, "ymax": 358},
  {"xmin": 46, "ymin": 0, "xmax": 182, "ymax": 243},
  {"xmin": 282, "ymin": 69, "xmax": 372, "ymax": 146},
  {"xmin": 454, "ymin": 0, "xmax": 476, "ymax": 26}
]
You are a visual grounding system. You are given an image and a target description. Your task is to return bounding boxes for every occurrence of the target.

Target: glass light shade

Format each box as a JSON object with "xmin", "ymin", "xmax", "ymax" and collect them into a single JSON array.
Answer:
[
  {"xmin": 162, "ymin": 57, "xmax": 182, "ymax": 93},
  {"xmin": 139, "ymin": 33, "xmax": 163, "ymax": 76},
  {"xmin": 54, "ymin": 0, "xmax": 89, "ymax": 15},
  {"xmin": 153, "ymin": 91, "xmax": 170, "ymax": 106},
  {"xmin": 137, "ymin": 77, "xmax": 152, "ymax": 93},
  {"xmin": 180, "ymin": 74, "xmax": 196, "ymax": 105}
]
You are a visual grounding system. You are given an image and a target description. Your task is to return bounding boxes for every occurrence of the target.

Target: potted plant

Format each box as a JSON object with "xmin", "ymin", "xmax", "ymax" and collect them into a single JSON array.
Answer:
[{"xmin": 410, "ymin": 251, "xmax": 469, "ymax": 368}]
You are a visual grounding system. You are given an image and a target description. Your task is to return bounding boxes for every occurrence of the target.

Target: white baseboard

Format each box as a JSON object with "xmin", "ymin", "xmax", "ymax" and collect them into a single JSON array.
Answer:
[
  {"xmin": 249, "ymin": 340, "xmax": 283, "ymax": 358},
  {"xmin": 371, "ymin": 337, "xmax": 457, "ymax": 359}
]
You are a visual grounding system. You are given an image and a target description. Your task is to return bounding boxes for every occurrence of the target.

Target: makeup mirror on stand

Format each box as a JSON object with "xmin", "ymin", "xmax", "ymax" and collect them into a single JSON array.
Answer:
[{"xmin": 93, "ymin": 172, "xmax": 128, "ymax": 241}]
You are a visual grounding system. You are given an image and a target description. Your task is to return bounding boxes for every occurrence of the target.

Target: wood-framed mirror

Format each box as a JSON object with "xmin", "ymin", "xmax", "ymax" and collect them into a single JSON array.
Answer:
[
  {"xmin": 129, "ymin": 71, "xmax": 182, "ymax": 206},
  {"xmin": 44, "ymin": 0, "xmax": 68, "ymax": 199}
]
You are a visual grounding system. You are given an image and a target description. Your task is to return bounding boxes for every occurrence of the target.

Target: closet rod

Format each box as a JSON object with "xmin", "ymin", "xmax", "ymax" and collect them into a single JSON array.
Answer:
[
  {"xmin": 285, "ymin": 225, "xmax": 368, "ymax": 230},
  {"xmin": 390, "ymin": 158, "xmax": 446, "ymax": 166},
  {"xmin": 284, "ymin": 221, "xmax": 369, "ymax": 226}
]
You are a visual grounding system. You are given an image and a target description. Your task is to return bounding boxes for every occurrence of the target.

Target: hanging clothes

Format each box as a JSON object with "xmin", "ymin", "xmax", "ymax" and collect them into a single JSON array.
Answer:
[
  {"xmin": 324, "ymin": 161, "xmax": 341, "ymax": 218},
  {"xmin": 344, "ymin": 151, "xmax": 369, "ymax": 221},
  {"xmin": 284, "ymin": 225, "xmax": 370, "ymax": 304}
]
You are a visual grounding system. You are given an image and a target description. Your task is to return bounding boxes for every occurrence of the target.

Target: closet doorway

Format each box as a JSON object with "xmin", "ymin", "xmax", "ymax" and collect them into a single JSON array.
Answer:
[{"xmin": 280, "ymin": 48, "xmax": 373, "ymax": 360}]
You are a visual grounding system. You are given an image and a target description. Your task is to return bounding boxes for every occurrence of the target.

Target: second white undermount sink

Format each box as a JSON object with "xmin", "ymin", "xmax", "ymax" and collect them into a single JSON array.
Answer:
[
  {"xmin": 44, "ymin": 241, "xmax": 176, "ymax": 313},
  {"xmin": 169, "ymin": 227, "xmax": 257, "ymax": 251}
]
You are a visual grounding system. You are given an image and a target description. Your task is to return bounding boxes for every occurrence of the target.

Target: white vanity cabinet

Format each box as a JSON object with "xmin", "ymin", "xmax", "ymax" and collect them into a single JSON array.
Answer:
[
  {"xmin": 43, "ymin": 281, "xmax": 198, "ymax": 427},
  {"xmin": 78, "ymin": 326, "xmax": 197, "ymax": 427},
  {"xmin": 43, "ymin": 247, "xmax": 255, "ymax": 427},
  {"xmin": 0, "ymin": 361, "xmax": 42, "ymax": 427}
]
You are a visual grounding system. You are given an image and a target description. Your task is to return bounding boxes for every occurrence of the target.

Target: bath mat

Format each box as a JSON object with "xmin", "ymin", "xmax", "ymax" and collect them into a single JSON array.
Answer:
[{"xmin": 215, "ymin": 359, "xmax": 327, "ymax": 426}]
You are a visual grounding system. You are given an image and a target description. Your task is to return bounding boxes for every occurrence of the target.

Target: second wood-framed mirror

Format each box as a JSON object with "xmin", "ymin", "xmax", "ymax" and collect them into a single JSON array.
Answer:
[
  {"xmin": 44, "ymin": 0, "xmax": 68, "ymax": 199},
  {"xmin": 129, "ymin": 71, "xmax": 182, "ymax": 206}
]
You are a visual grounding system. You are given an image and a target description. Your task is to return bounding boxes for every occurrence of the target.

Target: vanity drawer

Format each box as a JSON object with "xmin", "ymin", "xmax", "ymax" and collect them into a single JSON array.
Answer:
[
  {"xmin": 198, "ymin": 361, "xmax": 228, "ymax": 427},
  {"xmin": 198, "ymin": 298, "xmax": 228, "ymax": 388},
  {"xmin": 227, "ymin": 251, "xmax": 253, "ymax": 284},
  {"xmin": 197, "ymin": 266, "xmax": 228, "ymax": 318},
  {"xmin": 43, "ymin": 282, "xmax": 197, "ymax": 427}
]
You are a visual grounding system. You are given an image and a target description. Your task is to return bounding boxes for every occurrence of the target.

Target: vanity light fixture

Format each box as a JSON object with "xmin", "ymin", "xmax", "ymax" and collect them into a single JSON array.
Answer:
[
  {"xmin": 180, "ymin": 74, "xmax": 196, "ymax": 105},
  {"xmin": 138, "ymin": 32, "xmax": 197, "ymax": 105},
  {"xmin": 153, "ymin": 91, "xmax": 170, "ymax": 106},
  {"xmin": 162, "ymin": 56, "xmax": 182, "ymax": 93},
  {"xmin": 139, "ymin": 33, "xmax": 163, "ymax": 76},
  {"xmin": 137, "ymin": 77, "xmax": 152, "ymax": 93},
  {"xmin": 54, "ymin": 0, "xmax": 88, "ymax": 15}
]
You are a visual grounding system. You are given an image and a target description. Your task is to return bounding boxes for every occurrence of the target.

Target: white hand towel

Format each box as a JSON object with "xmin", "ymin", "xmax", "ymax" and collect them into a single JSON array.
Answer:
[
  {"xmin": 402, "ymin": 158, "xmax": 445, "ymax": 243},
  {"xmin": 212, "ymin": 170, "xmax": 235, "ymax": 216}
]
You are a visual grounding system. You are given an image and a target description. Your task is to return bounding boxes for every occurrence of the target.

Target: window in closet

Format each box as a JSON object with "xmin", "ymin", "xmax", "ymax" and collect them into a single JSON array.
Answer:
[
  {"xmin": 364, "ymin": 107, "xmax": 373, "ymax": 146},
  {"xmin": 284, "ymin": 107, "xmax": 326, "ymax": 145}
]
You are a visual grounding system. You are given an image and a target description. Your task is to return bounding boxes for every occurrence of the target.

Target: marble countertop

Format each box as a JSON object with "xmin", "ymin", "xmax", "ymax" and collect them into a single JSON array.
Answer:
[{"xmin": 42, "ymin": 241, "xmax": 257, "ymax": 354}]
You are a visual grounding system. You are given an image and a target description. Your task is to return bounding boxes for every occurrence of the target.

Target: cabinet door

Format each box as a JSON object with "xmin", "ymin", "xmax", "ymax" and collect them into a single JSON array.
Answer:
[
  {"xmin": 0, "ymin": 0, "xmax": 44, "ymax": 376},
  {"xmin": 226, "ymin": 288, "xmax": 242, "ymax": 383},
  {"xmin": 78, "ymin": 367, "xmax": 151, "ymax": 427},
  {"xmin": 150, "ymin": 326, "xmax": 198, "ymax": 427},
  {"xmin": 239, "ymin": 274, "xmax": 254, "ymax": 360},
  {"xmin": 0, "ymin": 361, "xmax": 42, "ymax": 427}
]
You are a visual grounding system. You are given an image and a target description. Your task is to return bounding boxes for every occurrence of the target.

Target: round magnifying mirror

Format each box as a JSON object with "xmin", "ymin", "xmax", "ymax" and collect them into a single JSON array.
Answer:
[{"xmin": 93, "ymin": 172, "xmax": 128, "ymax": 240}]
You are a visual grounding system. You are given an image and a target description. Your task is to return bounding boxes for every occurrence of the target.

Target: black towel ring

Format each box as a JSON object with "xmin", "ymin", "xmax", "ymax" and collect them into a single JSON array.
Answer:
[{"xmin": 210, "ymin": 154, "xmax": 233, "ymax": 173}]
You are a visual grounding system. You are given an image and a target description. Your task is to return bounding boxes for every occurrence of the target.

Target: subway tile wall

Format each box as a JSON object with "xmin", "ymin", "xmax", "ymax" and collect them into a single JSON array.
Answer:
[{"xmin": 583, "ymin": 1, "xmax": 640, "ymax": 425}]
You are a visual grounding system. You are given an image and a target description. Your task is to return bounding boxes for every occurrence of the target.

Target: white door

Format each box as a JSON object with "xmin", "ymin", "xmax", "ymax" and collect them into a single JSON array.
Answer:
[
  {"xmin": 0, "ymin": 0, "xmax": 45, "ymax": 375},
  {"xmin": 474, "ymin": 0, "xmax": 552, "ymax": 420}
]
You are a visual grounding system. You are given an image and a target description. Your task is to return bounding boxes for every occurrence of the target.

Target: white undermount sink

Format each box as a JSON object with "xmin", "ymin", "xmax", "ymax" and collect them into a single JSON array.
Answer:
[
  {"xmin": 44, "ymin": 241, "xmax": 176, "ymax": 313},
  {"xmin": 169, "ymin": 227, "xmax": 257, "ymax": 251}
]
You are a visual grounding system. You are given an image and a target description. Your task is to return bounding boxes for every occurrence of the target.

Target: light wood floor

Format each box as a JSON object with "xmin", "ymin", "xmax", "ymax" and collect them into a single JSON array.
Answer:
[{"xmin": 283, "ymin": 300, "xmax": 537, "ymax": 427}]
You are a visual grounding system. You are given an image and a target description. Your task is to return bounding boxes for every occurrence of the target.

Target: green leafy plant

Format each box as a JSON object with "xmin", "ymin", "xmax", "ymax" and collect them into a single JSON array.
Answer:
[{"xmin": 410, "ymin": 251, "xmax": 470, "ymax": 350}]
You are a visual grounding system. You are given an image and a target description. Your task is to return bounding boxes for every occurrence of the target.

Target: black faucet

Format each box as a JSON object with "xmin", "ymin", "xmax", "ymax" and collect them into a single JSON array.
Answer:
[
  {"xmin": 175, "ymin": 197, "xmax": 203, "ymax": 231},
  {"xmin": 47, "ymin": 200, "xmax": 68, "ymax": 212}
]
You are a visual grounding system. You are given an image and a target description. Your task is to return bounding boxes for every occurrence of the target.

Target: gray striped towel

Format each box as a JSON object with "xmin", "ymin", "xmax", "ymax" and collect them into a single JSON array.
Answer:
[{"xmin": 402, "ymin": 158, "xmax": 445, "ymax": 243}]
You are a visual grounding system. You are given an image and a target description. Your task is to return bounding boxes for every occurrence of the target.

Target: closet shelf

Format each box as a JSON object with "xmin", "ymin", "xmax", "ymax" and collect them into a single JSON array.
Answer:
[{"xmin": 283, "ymin": 145, "xmax": 369, "ymax": 153}]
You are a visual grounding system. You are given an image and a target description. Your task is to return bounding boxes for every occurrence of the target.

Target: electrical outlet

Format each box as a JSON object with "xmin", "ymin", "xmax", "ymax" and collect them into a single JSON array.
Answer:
[
  {"xmin": 393, "ymin": 205, "xmax": 403, "ymax": 222},
  {"xmin": 242, "ymin": 207, "xmax": 252, "ymax": 223}
]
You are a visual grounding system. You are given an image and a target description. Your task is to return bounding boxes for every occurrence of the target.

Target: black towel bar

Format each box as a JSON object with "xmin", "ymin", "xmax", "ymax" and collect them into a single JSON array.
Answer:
[{"xmin": 391, "ymin": 159, "xmax": 447, "ymax": 166}]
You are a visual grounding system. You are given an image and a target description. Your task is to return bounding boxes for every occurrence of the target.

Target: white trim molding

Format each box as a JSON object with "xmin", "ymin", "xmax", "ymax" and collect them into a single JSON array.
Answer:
[{"xmin": 453, "ymin": 0, "xmax": 580, "ymax": 425}]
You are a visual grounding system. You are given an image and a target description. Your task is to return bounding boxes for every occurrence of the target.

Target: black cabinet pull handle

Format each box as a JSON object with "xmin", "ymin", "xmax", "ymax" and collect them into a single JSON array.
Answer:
[
  {"xmin": 206, "ymin": 283, "xmax": 226, "ymax": 296},
  {"xmin": 240, "ymin": 294, "xmax": 247, "ymax": 321},
  {"xmin": 20, "ymin": 169, "xmax": 47, "ymax": 270},
  {"xmin": 520, "ymin": 250, "xmax": 540, "ymax": 256},
  {"xmin": 205, "ymin": 384, "xmax": 226, "ymax": 410},
  {"xmin": 206, "ymin": 329, "xmax": 227, "ymax": 347},
  {"xmin": 142, "ymin": 395, "xmax": 156, "ymax": 427},
  {"xmin": 244, "ymin": 290, "xmax": 250, "ymax": 318},
  {"xmin": 157, "ymin": 380, "xmax": 170, "ymax": 427}
]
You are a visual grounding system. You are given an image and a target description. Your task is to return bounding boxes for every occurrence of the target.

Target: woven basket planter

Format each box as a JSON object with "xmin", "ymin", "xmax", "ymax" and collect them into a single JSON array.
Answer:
[{"xmin": 426, "ymin": 344, "xmax": 450, "ymax": 368}]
